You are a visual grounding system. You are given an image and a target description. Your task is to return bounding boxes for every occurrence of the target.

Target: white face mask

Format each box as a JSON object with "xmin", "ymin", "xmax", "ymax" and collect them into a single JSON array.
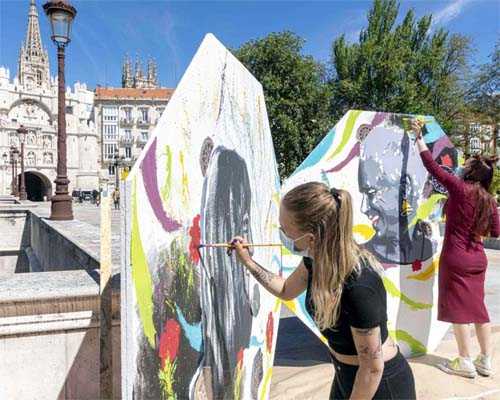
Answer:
[{"xmin": 279, "ymin": 229, "xmax": 310, "ymax": 257}]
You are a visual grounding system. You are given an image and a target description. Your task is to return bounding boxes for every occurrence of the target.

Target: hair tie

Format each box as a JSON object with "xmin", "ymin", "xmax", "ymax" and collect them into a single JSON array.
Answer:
[{"xmin": 330, "ymin": 187, "xmax": 341, "ymax": 208}]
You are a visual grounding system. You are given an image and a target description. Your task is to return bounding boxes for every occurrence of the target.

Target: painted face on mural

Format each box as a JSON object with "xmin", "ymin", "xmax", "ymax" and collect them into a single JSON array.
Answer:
[{"xmin": 359, "ymin": 126, "xmax": 433, "ymax": 265}]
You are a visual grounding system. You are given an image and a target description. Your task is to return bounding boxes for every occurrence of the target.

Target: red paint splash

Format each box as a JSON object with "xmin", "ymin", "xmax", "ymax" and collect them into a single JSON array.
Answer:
[
  {"xmin": 237, "ymin": 347, "xmax": 244, "ymax": 369},
  {"xmin": 440, "ymin": 154, "xmax": 453, "ymax": 167},
  {"xmin": 412, "ymin": 260, "xmax": 423, "ymax": 272},
  {"xmin": 188, "ymin": 214, "xmax": 201, "ymax": 264},
  {"xmin": 158, "ymin": 319, "xmax": 180, "ymax": 368},
  {"xmin": 266, "ymin": 312, "xmax": 274, "ymax": 354}
]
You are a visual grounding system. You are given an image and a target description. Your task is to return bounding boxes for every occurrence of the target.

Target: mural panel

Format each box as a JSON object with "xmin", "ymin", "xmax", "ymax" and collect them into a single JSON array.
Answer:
[
  {"xmin": 121, "ymin": 34, "xmax": 282, "ymax": 400},
  {"xmin": 281, "ymin": 110, "xmax": 458, "ymax": 357}
]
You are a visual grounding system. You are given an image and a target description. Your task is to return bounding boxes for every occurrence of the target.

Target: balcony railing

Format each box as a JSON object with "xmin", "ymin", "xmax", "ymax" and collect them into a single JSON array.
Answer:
[
  {"xmin": 120, "ymin": 136, "xmax": 134, "ymax": 145},
  {"xmin": 137, "ymin": 119, "xmax": 151, "ymax": 127},
  {"xmin": 120, "ymin": 117, "xmax": 134, "ymax": 126},
  {"xmin": 136, "ymin": 135, "xmax": 148, "ymax": 146}
]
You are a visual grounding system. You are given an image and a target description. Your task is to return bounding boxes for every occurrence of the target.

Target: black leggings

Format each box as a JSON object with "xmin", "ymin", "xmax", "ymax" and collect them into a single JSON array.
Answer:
[{"xmin": 330, "ymin": 348, "xmax": 416, "ymax": 399}]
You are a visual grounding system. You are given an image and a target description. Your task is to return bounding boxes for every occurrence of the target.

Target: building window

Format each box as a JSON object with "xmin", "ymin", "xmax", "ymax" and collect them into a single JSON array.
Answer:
[
  {"xmin": 108, "ymin": 165, "xmax": 116, "ymax": 176},
  {"xmin": 141, "ymin": 131, "xmax": 148, "ymax": 141},
  {"xmin": 103, "ymin": 106, "xmax": 118, "ymax": 122},
  {"xmin": 66, "ymin": 106, "xmax": 73, "ymax": 114},
  {"xmin": 470, "ymin": 137, "xmax": 481, "ymax": 153},
  {"xmin": 125, "ymin": 146, "xmax": 132, "ymax": 158},
  {"xmin": 139, "ymin": 108, "xmax": 149, "ymax": 122},
  {"xmin": 103, "ymin": 124, "xmax": 118, "ymax": 140},
  {"xmin": 123, "ymin": 107, "xmax": 132, "ymax": 121},
  {"xmin": 104, "ymin": 143, "xmax": 118, "ymax": 160},
  {"xmin": 124, "ymin": 129, "xmax": 132, "ymax": 139},
  {"xmin": 36, "ymin": 70, "xmax": 42, "ymax": 85}
]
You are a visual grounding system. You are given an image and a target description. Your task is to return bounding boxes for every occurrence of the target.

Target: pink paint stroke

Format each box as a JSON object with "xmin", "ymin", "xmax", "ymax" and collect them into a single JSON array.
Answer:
[
  {"xmin": 325, "ymin": 142, "xmax": 360, "ymax": 173},
  {"xmin": 140, "ymin": 138, "xmax": 182, "ymax": 232}
]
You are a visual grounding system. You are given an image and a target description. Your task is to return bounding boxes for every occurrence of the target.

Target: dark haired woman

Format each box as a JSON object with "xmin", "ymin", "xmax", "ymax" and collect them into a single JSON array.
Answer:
[
  {"xmin": 230, "ymin": 182, "xmax": 416, "ymax": 399},
  {"xmin": 413, "ymin": 120, "xmax": 499, "ymax": 378}
]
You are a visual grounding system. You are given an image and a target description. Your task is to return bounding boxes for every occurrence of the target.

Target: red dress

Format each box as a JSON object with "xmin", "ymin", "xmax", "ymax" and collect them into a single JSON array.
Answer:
[{"xmin": 420, "ymin": 150, "xmax": 500, "ymax": 323}]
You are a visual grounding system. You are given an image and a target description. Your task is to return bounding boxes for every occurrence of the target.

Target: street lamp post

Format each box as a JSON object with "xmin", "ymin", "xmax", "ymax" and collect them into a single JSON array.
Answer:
[
  {"xmin": 9, "ymin": 146, "xmax": 18, "ymax": 196},
  {"xmin": 43, "ymin": 0, "xmax": 76, "ymax": 220},
  {"xmin": 17, "ymin": 125, "xmax": 28, "ymax": 201},
  {"xmin": 9, "ymin": 146, "xmax": 16, "ymax": 196}
]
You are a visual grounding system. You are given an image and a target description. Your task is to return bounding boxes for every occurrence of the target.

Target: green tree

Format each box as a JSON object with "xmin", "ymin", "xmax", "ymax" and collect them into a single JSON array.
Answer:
[
  {"xmin": 234, "ymin": 31, "xmax": 333, "ymax": 179},
  {"xmin": 466, "ymin": 40, "xmax": 499, "ymax": 155},
  {"xmin": 330, "ymin": 0, "xmax": 471, "ymax": 133}
]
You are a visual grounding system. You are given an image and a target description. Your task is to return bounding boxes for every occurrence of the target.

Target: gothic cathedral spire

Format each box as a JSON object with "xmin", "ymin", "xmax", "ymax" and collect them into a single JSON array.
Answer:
[
  {"xmin": 18, "ymin": 0, "xmax": 50, "ymax": 89},
  {"xmin": 122, "ymin": 53, "xmax": 133, "ymax": 88}
]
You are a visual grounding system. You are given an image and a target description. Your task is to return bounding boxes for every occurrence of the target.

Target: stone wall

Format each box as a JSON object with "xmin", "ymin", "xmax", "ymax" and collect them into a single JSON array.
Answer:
[
  {"xmin": 29, "ymin": 209, "xmax": 100, "ymax": 272},
  {"xmin": 0, "ymin": 270, "xmax": 121, "ymax": 400},
  {"xmin": 0, "ymin": 205, "xmax": 121, "ymax": 399}
]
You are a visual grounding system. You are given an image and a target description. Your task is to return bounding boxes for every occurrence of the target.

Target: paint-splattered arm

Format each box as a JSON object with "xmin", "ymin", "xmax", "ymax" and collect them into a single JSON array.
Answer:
[
  {"xmin": 244, "ymin": 258, "xmax": 309, "ymax": 301},
  {"xmin": 230, "ymin": 236, "xmax": 308, "ymax": 300}
]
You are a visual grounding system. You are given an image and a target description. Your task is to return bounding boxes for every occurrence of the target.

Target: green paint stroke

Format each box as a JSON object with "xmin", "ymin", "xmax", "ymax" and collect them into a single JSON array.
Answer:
[
  {"xmin": 382, "ymin": 277, "xmax": 432, "ymax": 311},
  {"xmin": 389, "ymin": 329, "xmax": 427, "ymax": 356},
  {"xmin": 327, "ymin": 110, "xmax": 362, "ymax": 160},
  {"xmin": 131, "ymin": 179, "xmax": 157, "ymax": 348},
  {"xmin": 409, "ymin": 194, "xmax": 447, "ymax": 228},
  {"xmin": 160, "ymin": 145, "xmax": 172, "ymax": 203}
]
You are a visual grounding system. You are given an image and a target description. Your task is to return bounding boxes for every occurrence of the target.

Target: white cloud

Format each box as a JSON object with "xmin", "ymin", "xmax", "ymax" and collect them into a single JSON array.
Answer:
[{"xmin": 431, "ymin": 0, "xmax": 471, "ymax": 27}]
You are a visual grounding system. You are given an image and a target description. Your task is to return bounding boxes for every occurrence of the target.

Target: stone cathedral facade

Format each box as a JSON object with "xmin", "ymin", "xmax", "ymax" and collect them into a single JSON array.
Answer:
[{"xmin": 0, "ymin": 0, "xmax": 99, "ymax": 200}]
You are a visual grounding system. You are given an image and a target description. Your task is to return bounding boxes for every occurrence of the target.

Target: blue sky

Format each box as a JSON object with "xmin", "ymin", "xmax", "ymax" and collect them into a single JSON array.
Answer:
[{"xmin": 0, "ymin": 0, "xmax": 498, "ymax": 89}]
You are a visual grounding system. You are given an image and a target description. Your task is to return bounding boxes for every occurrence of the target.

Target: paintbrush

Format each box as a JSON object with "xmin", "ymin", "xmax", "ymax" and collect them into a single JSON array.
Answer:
[{"xmin": 198, "ymin": 243, "xmax": 282, "ymax": 249}]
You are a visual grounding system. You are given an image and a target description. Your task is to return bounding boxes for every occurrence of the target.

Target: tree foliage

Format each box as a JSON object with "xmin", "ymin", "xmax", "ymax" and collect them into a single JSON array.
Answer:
[
  {"xmin": 330, "ymin": 0, "xmax": 471, "ymax": 133},
  {"xmin": 467, "ymin": 40, "xmax": 499, "ymax": 154},
  {"xmin": 234, "ymin": 31, "xmax": 333, "ymax": 179}
]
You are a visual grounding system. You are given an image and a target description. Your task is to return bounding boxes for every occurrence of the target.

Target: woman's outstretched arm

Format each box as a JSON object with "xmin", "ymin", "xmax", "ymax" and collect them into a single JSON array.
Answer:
[
  {"xmin": 229, "ymin": 236, "xmax": 308, "ymax": 300},
  {"xmin": 412, "ymin": 119, "xmax": 462, "ymax": 197}
]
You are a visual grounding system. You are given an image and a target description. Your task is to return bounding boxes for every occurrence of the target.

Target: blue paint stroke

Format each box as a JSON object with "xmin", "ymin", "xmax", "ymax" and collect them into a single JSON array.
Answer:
[
  {"xmin": 296, "ymin": 291, "xmax": 316, "ymax": 326},
  {"xmin": 423, "ymin": 117, "xmax": 445, "ymax": 143},
  {"xmin": 250, "ymin": 335, "xmax": 264, "ymax": 347},
  {"xmin": 176, "ymin": 305, "xmax": 202, "ymax": 352},
  {"xmin": 292, "ymin": 127, "xmax": 336, "ymax": 175}
]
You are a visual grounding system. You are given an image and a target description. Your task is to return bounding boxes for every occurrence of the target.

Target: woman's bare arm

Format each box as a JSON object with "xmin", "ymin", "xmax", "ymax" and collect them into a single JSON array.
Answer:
[{"xmin": 230, "ymin": 236, "xmax": 308, "ymax": 300}]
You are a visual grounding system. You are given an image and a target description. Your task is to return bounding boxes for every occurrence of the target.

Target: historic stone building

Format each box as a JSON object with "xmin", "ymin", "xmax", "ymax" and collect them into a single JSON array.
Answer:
[
  {"xmin": 0, "ymin": 0, "xmax": 99, "ymax": 200},
  {"xmin": 94, "ymin": 55, "xmax": 173, "ymax": 183}
]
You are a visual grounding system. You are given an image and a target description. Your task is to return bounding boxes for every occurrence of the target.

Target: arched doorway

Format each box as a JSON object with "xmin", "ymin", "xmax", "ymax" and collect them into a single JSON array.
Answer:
[{"xmin": 19, "ymin": 171, "xmax": 52, "ymax": 201}]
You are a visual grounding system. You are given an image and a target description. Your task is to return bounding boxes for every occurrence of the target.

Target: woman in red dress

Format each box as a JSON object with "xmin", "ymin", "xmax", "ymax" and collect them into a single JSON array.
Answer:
[{"xmin": 413, "ymin": 120, "xmax": 499, "ymax": 378}]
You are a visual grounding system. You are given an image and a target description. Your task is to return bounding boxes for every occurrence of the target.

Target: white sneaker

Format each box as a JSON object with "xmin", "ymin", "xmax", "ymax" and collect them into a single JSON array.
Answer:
[
  {"xmin": 474, "ymin": 354, "xmax": 493, "ymax": 377},
  {"xmin": 437, "ymin": 357, "xmax": 478, "ymax": 378}
]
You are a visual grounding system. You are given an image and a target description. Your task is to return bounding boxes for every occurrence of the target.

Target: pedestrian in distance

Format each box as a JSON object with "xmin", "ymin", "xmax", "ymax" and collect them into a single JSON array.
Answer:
[{"xmin": 112, "ymin": 188, "xmax": 120, "ymax": 210}]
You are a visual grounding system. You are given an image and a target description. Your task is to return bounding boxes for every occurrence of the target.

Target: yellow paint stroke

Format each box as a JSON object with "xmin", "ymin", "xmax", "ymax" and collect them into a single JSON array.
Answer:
[
  {"xmin": 259, "ymin": 367, "xmax": 273, "ymax": 400},
  {"xmin": 401, "ymin": 199, "xmax": 412, "ymax": 216},
  {"xmin": 382, "ymin": 277, "xmax": 432, "ymax": 310},
  {"xmin": 179, "ymin": 151, "xmax": 190, "ymax": 205},
  {"xmin": 409, "ymin": 194, "xmax": 447, "ymax": 228},
  {"xmin": 353, "ymin": 224, "xmax": 376, "ymax": 241},
  {"xmin": 160, "ymin": 145, "xmax": 172, "ymax": 203},
  {"xmin": 326, "ymin": 110, "xmax": 362, "ymax": 160},
  {"xmin": 131, "ymin": 179, "xmax": 157, "ymax": 347},
  {"xmin": 272, "ymin": 192, "xmax": 280, "ymax": 205},
  {"xmin": 273, "ymin": 298, "xmax": 282, "ymax": 313},
  {"xmin": 282, "ymin": 299, "xmax": 297, "ymax": 314},
  {"xmin": 388, "ymin": 329, "xmax": 427, "ymax": 356},
  {"xmin": 407, "ymin": 258, "xmax": 440, "ymax": 281}
]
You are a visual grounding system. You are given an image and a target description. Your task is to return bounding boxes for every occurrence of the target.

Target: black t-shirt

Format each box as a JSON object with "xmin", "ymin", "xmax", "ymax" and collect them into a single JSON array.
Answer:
[{"xmin": 303, "ymin": 257, "xmax": 389, "ymax": 355}]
